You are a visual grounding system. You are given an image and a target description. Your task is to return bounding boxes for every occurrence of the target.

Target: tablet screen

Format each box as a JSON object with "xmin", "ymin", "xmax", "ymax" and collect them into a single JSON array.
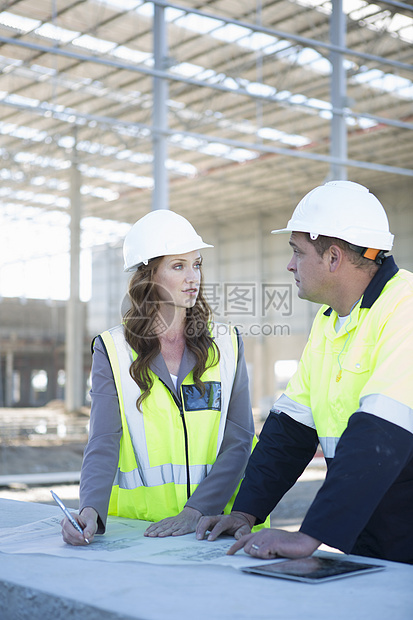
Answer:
[{"xmin": 242, "ymin": 556, "xmax": 385, "ymax": 583}]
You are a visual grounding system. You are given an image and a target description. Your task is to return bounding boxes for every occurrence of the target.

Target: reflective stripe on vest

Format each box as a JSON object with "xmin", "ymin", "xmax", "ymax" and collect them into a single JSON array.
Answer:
[
  {"xmin": 101, "ymin": 324, "xmax": 237, "ymax": 492},
  {"xmin": 113, "ymin": 463, "xmax": 211, "ymax": 490}
]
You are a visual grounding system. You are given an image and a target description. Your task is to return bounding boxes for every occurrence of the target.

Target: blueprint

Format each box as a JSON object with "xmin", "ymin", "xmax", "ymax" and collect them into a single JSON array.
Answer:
[{"xmin": 0, "ymin": 514, "xmax": 274, "ymax": 568}]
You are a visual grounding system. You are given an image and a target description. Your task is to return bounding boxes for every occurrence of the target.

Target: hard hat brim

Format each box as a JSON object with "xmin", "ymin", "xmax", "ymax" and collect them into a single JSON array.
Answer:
[
  {"xmin": 123, "ymin": 241, "xmax": 214, "ymax": 272},
  {"xmin": 271, "ymin": 227, "xmax": 291, "ymax": 235}
]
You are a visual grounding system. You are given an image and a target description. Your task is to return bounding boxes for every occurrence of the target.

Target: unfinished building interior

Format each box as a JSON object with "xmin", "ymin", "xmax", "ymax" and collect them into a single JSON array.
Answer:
[{"xmin": 0, "ymin": 0, "xmax": 411, "ymax": 414}]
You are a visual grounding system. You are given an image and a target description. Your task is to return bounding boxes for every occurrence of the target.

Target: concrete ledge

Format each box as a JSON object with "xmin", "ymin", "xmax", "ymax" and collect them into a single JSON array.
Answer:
[
  {"xmin": 0, "ymin": 580, "xmax": 133, "ymax": 620},
  {"xmin": 0, "ymin": 471, "xmax": 80, "ymax": 487},
  {"xmin": 0, "ymin": 499, "xmax": 412, "ymax": 620}
]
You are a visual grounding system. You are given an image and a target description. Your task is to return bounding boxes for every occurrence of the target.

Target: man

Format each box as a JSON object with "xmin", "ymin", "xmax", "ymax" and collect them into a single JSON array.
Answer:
[{"xmin": 196, "ymin": 180, "xmax": 413, "ymax": 564}]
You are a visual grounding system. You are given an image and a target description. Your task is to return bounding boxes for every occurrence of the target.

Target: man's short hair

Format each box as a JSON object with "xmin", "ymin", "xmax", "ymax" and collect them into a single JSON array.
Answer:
[{"xmin": 305, "ymin": 234, "xmax": 380, "ymax": 270}]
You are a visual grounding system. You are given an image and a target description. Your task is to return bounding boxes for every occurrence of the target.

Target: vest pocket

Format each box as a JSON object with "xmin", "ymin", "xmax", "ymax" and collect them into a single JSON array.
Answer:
[
  {"xmin": 340, "ymin": 345, "xmax": 373, "ymax": 375},
  {"xmin": 181, "ymin": 381, "xmax": 221, "ymax": 411}
]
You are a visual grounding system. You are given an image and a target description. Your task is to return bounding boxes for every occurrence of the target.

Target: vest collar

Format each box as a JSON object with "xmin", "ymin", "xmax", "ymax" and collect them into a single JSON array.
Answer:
[
  {"xmin": 150, "ymin": 346, "xmax": 197, "ymax": 396},
  {"xmin": 323, "ymin": 255, "xmax": 399, "ymax": 317}
]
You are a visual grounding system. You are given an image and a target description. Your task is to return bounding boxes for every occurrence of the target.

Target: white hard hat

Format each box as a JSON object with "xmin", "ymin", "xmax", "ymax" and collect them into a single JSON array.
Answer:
[
  {"xmin": 271, "ymin": 180, "xmax": 394, "ymax": 251},
  {"xmin": 123, "ymin": 209, "xmax": 213, "ymax": 272}
]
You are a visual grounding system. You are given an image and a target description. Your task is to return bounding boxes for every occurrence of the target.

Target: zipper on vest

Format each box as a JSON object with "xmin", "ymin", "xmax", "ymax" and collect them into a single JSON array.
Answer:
[
  {"xmin": 177, "ymin": 398, "xmax": 191, "ymax": 501},
  {"xmin": 160, "ymin": 380, "xmax": 191, "ymax": 500}
]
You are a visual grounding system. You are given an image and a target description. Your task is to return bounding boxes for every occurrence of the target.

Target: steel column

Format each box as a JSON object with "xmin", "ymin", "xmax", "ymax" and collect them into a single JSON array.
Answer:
[
  {"xmin": 5, "ymin": 350, "xmax": 13, "ymax": 407},
  {"xmin": 65, "ymin": 143, "xmax": 84, "ymax": 412},
  {"xmin": 152, "ymin": 3, "xmax": 169, "ymax": 210},
  {"xmin": 330, "ymin": 0, "xmax": 347, "ymax": 181}
]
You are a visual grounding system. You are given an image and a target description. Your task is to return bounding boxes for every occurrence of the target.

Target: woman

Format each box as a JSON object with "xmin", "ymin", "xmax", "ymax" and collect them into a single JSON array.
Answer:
[{"xmin": 61, "ymin": 210, "xmax": 256, "ymax": 545}]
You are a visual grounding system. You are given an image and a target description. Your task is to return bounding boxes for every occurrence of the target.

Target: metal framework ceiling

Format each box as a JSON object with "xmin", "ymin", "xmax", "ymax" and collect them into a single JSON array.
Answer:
[{"xmin": 0, "ymin": 0, "xmax": 412, "ymax": 233}]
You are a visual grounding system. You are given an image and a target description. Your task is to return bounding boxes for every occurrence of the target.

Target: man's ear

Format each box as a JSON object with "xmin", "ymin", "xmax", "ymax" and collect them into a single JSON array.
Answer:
[{"xmin": 328, "ymin": 244, "xmax": 343, "ymax": 272}]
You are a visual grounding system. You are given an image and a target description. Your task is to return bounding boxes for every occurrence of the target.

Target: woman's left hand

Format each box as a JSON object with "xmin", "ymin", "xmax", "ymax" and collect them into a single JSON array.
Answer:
[{"xmin": 144, "ymin": 506, "xmax": 202, "ymax": 538}]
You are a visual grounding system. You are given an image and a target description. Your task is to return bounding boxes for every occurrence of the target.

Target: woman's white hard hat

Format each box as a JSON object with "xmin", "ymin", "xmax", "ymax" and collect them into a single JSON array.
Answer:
[
  {"xmin": 123, "ymin": 209, "xmax": 213, "ymax": 272},
  {"xmin": 271, "ymin": 180, "xmax": 394, "ymax": 251}
]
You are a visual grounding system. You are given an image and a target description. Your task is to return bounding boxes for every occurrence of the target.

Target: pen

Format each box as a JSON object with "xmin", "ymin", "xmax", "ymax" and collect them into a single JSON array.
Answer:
[{"xmin": 50, "ymin": 490, "xmax": 90, "ymax": 544}]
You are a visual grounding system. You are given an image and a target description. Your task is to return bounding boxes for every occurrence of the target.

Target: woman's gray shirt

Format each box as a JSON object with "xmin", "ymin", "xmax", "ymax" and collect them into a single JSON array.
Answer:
[{"xmin": 79, "ymin": 330, "xmax": 255, "ymax": 533}]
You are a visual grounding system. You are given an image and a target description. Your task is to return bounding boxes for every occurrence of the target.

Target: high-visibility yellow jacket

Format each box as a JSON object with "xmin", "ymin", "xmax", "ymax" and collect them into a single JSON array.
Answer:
[
  {"xmin": 100, "ymin": 324, "xmax": 244, "ymax": 522},
  {"xmin": 276, "ymin": 265, "xmax": 413, "ymax": 457},
  {"xmin": 233, "ymin": 257, "xmax": 413, "ymax": 563}
]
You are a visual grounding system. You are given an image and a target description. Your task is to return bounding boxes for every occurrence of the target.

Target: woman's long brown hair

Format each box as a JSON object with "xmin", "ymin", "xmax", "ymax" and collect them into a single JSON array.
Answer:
[{"xmin": 123, "ymin": 256, "xmax": 219, "ymax": 411}]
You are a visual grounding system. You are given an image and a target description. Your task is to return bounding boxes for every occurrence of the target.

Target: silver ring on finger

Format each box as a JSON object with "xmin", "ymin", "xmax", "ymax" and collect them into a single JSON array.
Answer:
[{"xmin": 251, "ymin": 543, "xmax": 260, "ymax": 551}]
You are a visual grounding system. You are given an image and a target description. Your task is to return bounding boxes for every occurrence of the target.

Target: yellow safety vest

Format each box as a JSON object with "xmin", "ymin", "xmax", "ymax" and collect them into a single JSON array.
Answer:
[{"xmin": 101, "ymin": 324, "xmax": 243, "ymax": 522}]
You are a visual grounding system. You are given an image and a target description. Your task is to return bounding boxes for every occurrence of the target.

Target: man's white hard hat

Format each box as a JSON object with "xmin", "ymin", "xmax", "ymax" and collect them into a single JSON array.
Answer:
[
  {"xmin": 271, "ymin": 180, "xmax": 394, "ymax": 251},
  {"xmin": 123, "ymin": 210, "xmax": 213, "ymax": 272}
]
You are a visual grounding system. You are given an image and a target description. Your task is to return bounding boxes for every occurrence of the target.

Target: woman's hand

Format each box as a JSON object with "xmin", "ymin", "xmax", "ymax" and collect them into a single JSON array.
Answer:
[
  {"xmin": 61, "ymin": 506, "xmax": 98, "ymax": 546},
  {"xmin": 144, "ymin": 506, "xmax": 202, "ymax": 538}
]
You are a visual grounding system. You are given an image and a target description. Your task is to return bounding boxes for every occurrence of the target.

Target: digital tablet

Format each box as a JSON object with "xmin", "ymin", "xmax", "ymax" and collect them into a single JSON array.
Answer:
[{"xmin": 241, "ymin": 556, "xmax": 385, "ymax": 583}]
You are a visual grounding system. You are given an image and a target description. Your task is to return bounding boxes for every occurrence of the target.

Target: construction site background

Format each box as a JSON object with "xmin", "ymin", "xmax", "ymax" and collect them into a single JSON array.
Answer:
[{"xmin": 0, "ymin": 400, "xmax": 326, "ymax": 530}]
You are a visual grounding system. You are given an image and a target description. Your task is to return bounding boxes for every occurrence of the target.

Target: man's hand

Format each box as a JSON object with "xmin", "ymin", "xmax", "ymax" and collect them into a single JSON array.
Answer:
[
  {"xmin": 61, "ymin": 506, "xmax": 98, "ymax": 546},
  {"xmin": 196, "ymin": 511, "xmax": 256, "ymax": 541},
  {"xmin": 144, "ymin": 506, "xmax": 202, "ymax": 538},
  {"xmin": 228, "ymin": 528, "xmax": 320, "ymax": 559}
]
